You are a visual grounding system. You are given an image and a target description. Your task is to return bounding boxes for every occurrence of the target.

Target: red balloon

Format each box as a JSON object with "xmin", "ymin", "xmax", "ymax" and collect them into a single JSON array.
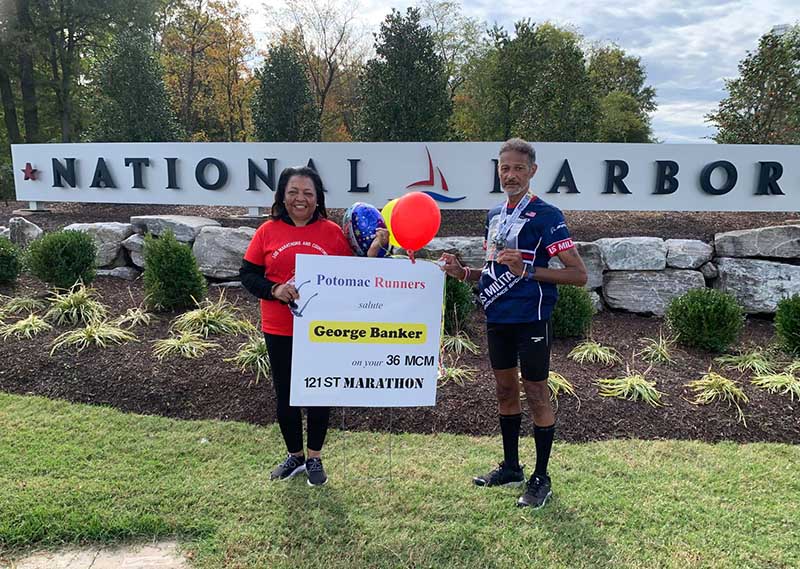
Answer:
[{"xmin": 391, "ymin": 192, "xmax": 441, "ymax": 252}]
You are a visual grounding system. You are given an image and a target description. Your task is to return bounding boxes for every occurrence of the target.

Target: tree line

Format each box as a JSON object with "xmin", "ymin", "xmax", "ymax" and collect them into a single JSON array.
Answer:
[{"xmin": 0, "ymin": 0, "xmax": 797, "ymax": 200}]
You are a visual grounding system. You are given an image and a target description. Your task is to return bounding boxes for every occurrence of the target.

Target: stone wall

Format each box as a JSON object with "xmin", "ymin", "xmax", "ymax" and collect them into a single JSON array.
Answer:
[
  {"xmin": 5, "ymin": 215, "xmax": 800, "ymax": 315},
  {"xmin": 420, "ymin": 225, "xmax": 800, "ymax": 315}
]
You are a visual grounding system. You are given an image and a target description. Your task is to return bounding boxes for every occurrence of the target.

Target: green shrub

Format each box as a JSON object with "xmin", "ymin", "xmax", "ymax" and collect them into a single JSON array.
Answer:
[
  {"xmin": 0, "ymin": 237, "xmax": 21, "ymax": 284},
  {"xmin": 143, "ymin": 230, "xmax": 207, "ymax": 311},
  {"xmin": 552, "ymin": 285, "xmax": 595, "ymax": 338},
  {"xmin": 666, "ymin": 288, "xmax": 744, "ymax": 352},
  {"xmin": 24, "ymin": 230, "xmax": 96, "ymax": 289},
  {"xmin": 775, "ymin": 294, "xmax": 800, "ymax": 355},
  {"xmin": 444, "ymin": 276, "xmax": 474, "ymax": 335}
]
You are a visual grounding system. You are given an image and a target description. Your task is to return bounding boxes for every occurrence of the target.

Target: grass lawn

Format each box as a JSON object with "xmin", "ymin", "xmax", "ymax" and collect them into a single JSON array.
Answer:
[{"xmin": 0, "ymin": 393, "xmax": 798, "ymax": 569}]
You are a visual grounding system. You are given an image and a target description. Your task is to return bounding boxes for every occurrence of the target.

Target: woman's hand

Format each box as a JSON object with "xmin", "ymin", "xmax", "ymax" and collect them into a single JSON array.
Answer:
[
  {"xmin": 495, "ymin": 249, "xmax": 524, "ymax": 276},
  {"xmin": 367, "ymin": 228, "xmax": 390, "ymax": 258},
  {"xmin": 272, "ymin": 283, "xmax": 300, "ymax": 304},
  {"xmin": 438, "ymin": 253, "xmax": 466, "ymax": 280}
]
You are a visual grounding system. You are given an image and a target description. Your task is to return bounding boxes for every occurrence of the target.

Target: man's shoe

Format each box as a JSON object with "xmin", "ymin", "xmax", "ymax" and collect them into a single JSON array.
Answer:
[
  {"xmin": 473, "ymin": 461, "xmax": 525, "ymax": 487},
  {"xmin": 517, "ymin": 474, "xmax": 552, "ymax": 508},
  {"xmin": 270, "ymin": 454, "xmax": 306, "ymax": 481},
  {"xmin": 306, "ymin": 457, "xmax": 328, "ymax": 486}
]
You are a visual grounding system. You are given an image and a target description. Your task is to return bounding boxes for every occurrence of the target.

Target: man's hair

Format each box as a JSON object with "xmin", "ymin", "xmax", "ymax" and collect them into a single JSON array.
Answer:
[{"xmin": 499, "ymin": 138, "xmax": 536, "ymax": 166}]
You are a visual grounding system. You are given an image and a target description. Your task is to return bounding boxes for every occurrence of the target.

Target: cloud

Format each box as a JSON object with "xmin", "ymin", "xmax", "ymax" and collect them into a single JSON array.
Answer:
[{"xmin": 239, "ymin": 0, "xmax": 797, "ymax": 142}]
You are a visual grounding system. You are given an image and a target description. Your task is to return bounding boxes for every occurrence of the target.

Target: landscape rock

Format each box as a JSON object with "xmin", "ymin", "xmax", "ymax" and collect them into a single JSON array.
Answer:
[
  {"xmin": 8, "ymin": 217, "xmax": 43, "ymax": 247},
  {"xmin": 714, "ymin": 257, "xmax": 800, "ymax": 313},
  {"xmin": 700, "ymin": 262, "xmax": 718, "ymax": 280},
  {"xmin": 96, "ymin": 266, "xmax": 141, "ymax": 281},
  {"xmin": 595, "ymin": 237, "xmax": 666, "ymax": 271},
  {"xmin": 130, "ymin": 215, "xmax": 220, "ymax": 243},
  {"xmin": 122, "ymin": 234, "xmax": 146, "ymax": 268},
  {"xmin": 714, "ymin": 225, "xmax": 800, "ymax": 259},
  {"xmin": 211, "ymin": 281, "xmax": 243, "ymax": 288},
  {"xmin": 602, "ymin": 269, "xmax": 706, "ymax": 316},
  {"xmin": 63, "ymin": 222, "xmax": 135, "ymax": 267},
  {"xmin": 193, "ymin": 226, "xmax": 256, "ymax": 279},
  {"xmin": 665, "ymin": 239, "xmax": 713, "ymax": 269},
  {"xmin": 588, "ymin": 290, "xmax": 604, "ymax": 312}
]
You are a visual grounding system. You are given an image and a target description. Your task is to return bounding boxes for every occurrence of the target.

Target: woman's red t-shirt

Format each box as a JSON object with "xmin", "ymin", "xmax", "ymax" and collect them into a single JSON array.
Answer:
[{"xmin": 244, "ymin": 217, "xmax": 352, "ymax": 336}]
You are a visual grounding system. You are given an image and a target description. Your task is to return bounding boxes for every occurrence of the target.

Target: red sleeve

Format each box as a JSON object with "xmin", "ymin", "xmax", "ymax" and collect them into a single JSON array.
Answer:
[
  {"xmin": 244, "ymin": 223, "xmax": 268, "ymax": 265},
  {"xmin": 323, "ymin": 220, "xmax": 352, "ymax": 257}
]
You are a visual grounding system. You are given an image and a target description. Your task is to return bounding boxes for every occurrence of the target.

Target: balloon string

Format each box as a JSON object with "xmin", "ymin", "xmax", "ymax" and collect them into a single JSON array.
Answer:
[{"xmin": 408, "ymin": 250, "xmax": 416, "ymax": 264}]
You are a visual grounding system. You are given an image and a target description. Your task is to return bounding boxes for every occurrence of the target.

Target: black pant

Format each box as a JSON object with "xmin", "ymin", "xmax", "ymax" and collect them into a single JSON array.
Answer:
[{"xmin": 264, "ymin": 333, "xmax": 330, "ymax": 453}]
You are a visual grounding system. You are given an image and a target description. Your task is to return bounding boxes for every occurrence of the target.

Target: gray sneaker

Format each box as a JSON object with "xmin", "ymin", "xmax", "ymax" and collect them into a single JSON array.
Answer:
[
  {"xmin": 517, "ymin": 474, "xmax": 552, "ymax": 508},
  {"xmin": 270, "ymin": 454, "xmax": 306, "ymax": 481},
  {"xmin": 306, "ymin": 457, "xmax": 328, "ymax": 486}
]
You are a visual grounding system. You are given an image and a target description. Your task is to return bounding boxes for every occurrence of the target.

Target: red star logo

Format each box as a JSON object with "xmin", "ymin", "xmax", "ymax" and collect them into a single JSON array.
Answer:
[{"xmin": 22, "ymin": 163, "xmax": 38, "ymax": 181}]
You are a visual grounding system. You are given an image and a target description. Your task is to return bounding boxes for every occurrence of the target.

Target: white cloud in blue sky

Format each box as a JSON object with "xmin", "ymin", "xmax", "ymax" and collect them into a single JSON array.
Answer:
[{"xmin": 245, "ymin": 0, "xmax": 798, "ymax": 143}]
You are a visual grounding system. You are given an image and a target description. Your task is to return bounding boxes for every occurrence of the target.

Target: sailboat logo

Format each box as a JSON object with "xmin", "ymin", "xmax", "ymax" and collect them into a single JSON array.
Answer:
[{"xmin": 406, "ymin": 147, "xmax": 466, "ymax": 203}]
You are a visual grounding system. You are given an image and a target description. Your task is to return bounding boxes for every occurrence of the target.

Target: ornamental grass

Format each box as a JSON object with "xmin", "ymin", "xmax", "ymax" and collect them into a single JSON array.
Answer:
[
  {"xmin": 0, "ymin": 314, "xmax": 52, "ymax": 339},
  {"xmin": 596, "ymin": 371, "xmax": 665, "ymax": 407},
  {"xmin": 686, "ymin": 371, "xmax": 749, "ymax": 425},
  {"xmin": 50, "ymin": 321, "xmax": 137, "ymax": 354},
  {"xmin": 45, "ymin": 284, "xmax": 108, "ymax": 326},
  {"xmin": 226, "ymin": 335, "xmax": 271, "ymax": 385},
  {"xmin": 568, "ymin": 340, "xmax": 621, "ymax": 365},
  {"xmin": 153, "ymin": 332, "xmax": 220, "ymax": 360}
]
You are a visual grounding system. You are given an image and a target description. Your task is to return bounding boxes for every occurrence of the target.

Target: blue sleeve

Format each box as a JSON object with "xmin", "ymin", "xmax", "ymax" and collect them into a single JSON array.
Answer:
[{"xmin": 543, "ymin": 210, "xmax": 574, "ymax": 257}]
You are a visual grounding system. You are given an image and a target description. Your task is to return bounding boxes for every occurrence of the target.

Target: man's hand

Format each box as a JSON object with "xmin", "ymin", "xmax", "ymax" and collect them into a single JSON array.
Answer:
[
  {"xmin": 496, "ymin": 249, "xmax": 525, "ymax": 276},
  {"xmin": 438, "ymin": 252, "xmax": 466, "ymax": 280}
]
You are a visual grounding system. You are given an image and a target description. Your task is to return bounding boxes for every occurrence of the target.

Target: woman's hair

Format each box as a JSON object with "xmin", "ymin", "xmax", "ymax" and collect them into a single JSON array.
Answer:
[{"xmin": 271, "ymin": 166, "xmax": 328, "ymax": 220}]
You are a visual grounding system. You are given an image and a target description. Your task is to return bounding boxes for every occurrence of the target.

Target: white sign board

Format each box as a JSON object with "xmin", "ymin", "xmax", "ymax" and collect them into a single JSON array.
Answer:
[
  {"xmin": 11, "ymin": 141, "xmax": 800, "ymax": 211},
  {"xmin": 290, "ymin": 255, "xmax": 445, "ymax": 407}
]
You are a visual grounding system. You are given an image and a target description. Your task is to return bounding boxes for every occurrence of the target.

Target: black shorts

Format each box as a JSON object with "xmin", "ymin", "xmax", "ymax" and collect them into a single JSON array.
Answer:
[{"xmin": 486, "ymin": 320, "xmax": 552, "ymax": 382}]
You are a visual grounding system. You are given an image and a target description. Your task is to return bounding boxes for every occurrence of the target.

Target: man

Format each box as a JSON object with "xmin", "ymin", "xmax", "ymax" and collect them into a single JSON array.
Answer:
[{"xmin": 440, "ymin": 138, "xmax": 587, "ymax": 509}]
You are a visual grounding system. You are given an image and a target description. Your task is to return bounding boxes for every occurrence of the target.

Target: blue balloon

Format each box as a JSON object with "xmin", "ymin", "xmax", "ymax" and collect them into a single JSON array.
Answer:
[{"xmin": 342, "ymin": 202, "xmax": 387, "ymax": 257}]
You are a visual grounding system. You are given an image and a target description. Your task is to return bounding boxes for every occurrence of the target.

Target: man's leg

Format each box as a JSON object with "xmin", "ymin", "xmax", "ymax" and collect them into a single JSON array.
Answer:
[
  {"xmin": 495, "ymin": 368, "xmax": 523, "ymax": 469},
  {"xmin": 473, "ymin": 324, "xmax": 525, "ymax": 487},
  {"xmin": 521, "ymin": 381, "xmax": 555, "ymax": 476},
  {"xmin": 517, "ymin": 321, "xmax": 555, "ymax": 508}
]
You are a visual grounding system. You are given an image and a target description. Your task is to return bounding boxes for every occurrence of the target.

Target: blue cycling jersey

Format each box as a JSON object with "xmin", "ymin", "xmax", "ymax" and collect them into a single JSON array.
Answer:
[{"xmin": 478, "ymin": 195, "xmax": 574, "ymax": 323}]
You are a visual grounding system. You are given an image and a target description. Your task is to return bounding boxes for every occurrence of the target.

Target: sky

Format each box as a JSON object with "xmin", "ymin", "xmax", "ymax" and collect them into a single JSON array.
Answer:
[{"xmin": 242, "ymin": 0, "xmax": 798, "ymax": 144}]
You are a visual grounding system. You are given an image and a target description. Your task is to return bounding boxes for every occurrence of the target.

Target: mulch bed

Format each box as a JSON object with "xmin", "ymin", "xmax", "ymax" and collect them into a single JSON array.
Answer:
[{"xmin": 1, "ymin": 275, "xmax": 798, "ymax": 444}]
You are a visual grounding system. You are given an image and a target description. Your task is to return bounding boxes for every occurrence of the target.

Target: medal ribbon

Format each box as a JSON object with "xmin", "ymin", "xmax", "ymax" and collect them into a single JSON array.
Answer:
[{"xmin": 494, "ymin": 191, "xmax": 533, "ymax": 248}]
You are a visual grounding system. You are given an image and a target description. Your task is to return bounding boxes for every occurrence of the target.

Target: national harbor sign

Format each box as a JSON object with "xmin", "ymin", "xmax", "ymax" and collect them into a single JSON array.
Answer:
[{"xmin": 11, "ymin": 142, "xmax": 800, "ymax": 212}]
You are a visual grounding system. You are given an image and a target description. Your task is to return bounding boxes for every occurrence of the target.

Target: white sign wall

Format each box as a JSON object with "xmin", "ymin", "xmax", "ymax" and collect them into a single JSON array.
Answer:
[{"xmin": 11, "ymin": 141, "xmax": 800, "ymax": 211}]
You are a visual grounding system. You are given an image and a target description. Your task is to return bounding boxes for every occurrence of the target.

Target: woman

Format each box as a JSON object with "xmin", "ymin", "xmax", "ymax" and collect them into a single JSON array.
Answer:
[{"xmin": 240, "ymin": 166, "xmax": 387, "ymax": 486}]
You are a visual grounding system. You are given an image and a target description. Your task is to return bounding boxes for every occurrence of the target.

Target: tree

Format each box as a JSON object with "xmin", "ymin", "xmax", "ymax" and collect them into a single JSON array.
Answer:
[
  {"xmin": 516, "ymin": 23, "xmax": 598, "ymax": 142},
  {"xmin": 355, "ymin": 7, "xmax": 451, "ymax": 142},
  {"xmin": 596, "ymin": 91, "xmax": 651, "ymax": 142},
  {"xmin": 88, "ymin": 31, "xmax": 182, "ymax": 142},
  {"xmin": 707, "ymin": 26, "xmax": 800, "ymax": 144},
  {"xmin": 205, "ymin": 2, "xmax": 255, "ymax": 141},
  {"xmin": 251, "ymin": 44, "xmax": 319, "ymax": 142},
  {"xmin": 25, "ymin": 0, "xmax": 159, "ymax": 142},
  {"xmin": 588, "ymin": 45, "xmax": 656, "ymax": 113},
  {"xmin": 457, "ymin": 21, "xmax": 597, "ymax": 142},
  {"xmin": 266, "ymin": 0, "xmax": 364, "ymax": 139},
  {"xmin": 161, "ymin": 0, "xmax": 255, "ymax": 141},
  {"xmin": 162, "ymin": 0, "xmax": 221, "ymax": 137},
  {"xmin": 0, "ymin": 7, "xmax": 22, "ymax": 145},
  {"xmin": 418, "ymin": 0, "xmax": 484, "ymax": 101}
]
